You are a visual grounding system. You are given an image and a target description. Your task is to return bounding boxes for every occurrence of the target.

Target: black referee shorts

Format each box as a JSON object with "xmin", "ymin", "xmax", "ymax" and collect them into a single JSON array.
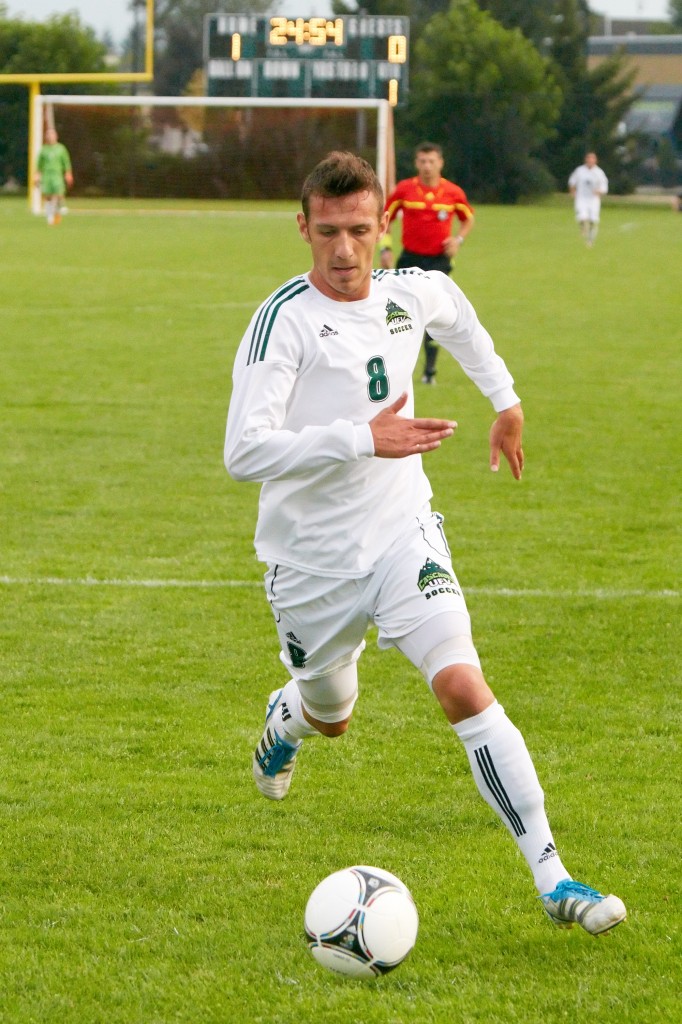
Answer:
[{"xmin": 395, "ymin": 251, "xmax": 452, "ymax": 276}]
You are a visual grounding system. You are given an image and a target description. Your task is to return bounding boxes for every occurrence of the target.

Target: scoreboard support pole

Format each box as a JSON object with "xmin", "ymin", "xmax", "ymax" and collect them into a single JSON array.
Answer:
[{"xmin": 381, "ymin": 100, "xmax": 396, "ymax": 196}]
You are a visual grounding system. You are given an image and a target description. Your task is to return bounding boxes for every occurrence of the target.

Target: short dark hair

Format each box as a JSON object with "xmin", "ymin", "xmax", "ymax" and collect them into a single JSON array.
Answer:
[
  {"xmin": 301, "ymin": 151, "xmax": 384, "ymax": 219},
  {"xmin": 415, "ymin": 142, "xmax": 443, "ymax": 158}
]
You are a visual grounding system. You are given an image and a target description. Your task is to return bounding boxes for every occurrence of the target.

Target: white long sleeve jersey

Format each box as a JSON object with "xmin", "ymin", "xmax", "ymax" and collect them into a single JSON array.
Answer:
[{"xmin": 225, "ymin": 268, "xmax": 520, "ymax": 577}]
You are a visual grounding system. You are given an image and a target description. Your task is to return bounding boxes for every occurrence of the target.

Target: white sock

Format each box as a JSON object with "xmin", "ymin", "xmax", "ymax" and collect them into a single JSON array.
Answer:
[
  {"xmin": 453, "ymin": 701, "xmax": 570, "ymax": 894},
  {"xmin": 272, "ymin": 680, "xmax": 318, "ymax": 742}
]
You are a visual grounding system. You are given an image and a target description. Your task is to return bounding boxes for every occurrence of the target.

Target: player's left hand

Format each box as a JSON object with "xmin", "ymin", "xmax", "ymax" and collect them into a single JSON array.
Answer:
[{"xmin": 489, "ymin": 404, "xmax": 524, "ymax": 479}]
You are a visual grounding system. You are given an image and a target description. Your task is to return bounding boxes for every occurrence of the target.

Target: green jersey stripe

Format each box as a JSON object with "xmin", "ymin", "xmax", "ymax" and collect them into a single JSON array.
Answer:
[
  {"xmin": 256, "ymin": 283, "xmax": 310, "ymax": 362},
  {"xmin": 247, "ymin": 278, "xmax": 309, "ymax": 365}
]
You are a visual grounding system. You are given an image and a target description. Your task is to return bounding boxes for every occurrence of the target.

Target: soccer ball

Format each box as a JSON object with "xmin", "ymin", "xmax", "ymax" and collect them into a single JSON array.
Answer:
[{"xmin": 304, "ymin": 865, "xmax": 419, "ymax": 978}]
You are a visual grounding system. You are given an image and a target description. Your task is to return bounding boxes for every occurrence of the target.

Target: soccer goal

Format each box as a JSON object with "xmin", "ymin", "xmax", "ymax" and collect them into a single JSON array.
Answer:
[{"xmin": 30, "ymin": 93, "xmax": 395, "ymax": 213}]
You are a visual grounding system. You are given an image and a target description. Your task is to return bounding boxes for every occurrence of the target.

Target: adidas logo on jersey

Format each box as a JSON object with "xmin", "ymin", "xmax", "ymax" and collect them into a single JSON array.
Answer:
[{"xmin": 319, "ymin": 323, "xmax": 339, "ymax": 337}]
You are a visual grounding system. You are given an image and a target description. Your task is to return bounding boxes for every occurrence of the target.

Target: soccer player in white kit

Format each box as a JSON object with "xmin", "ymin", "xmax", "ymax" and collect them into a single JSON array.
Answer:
[
  {"xmin": 568, "ymin": 152, "xmax": 609, "ymax": 247},
  {"xmin": 224, "ymin": 152, "xmax": 626, "ymax": 935}
]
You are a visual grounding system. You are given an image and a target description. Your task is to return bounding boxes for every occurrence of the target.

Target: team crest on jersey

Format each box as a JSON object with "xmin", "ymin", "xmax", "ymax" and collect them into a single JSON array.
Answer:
[
  {"xmin": 385, "ymin": 298, "xmax": 413, "ymax": 335},
  {"xmin": 418, "ymin": 559, "xmax": 461, "ymax": 600}
]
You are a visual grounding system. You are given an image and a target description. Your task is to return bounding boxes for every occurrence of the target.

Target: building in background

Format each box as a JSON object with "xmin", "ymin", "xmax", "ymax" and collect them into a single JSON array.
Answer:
[{"xmin": 588, "ymin": 26, "xmax": 682, "ymax": 186}]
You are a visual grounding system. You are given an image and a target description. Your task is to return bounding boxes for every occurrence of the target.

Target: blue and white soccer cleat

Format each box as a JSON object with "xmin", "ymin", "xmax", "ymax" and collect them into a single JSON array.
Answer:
[
  {"xmin": 252, "ymin": 689, "xmax": 301, "ymax": 801},
  {"xmin": 541, "ymin": 879, "xmax": 626, "ymax": 935}
]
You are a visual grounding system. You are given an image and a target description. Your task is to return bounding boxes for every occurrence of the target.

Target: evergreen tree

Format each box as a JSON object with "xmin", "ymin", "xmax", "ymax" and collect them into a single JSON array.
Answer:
[
  {"xmin": 476, "ymin": 0, "xmax": 555, "ymax": 47},
  {"xmin": 402, "ymin": 0, "xmax": 561, "ymax": 201}
]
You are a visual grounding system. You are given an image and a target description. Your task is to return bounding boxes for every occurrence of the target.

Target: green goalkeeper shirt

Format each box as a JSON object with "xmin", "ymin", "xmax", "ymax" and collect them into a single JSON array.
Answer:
[{"xmin": 37, "ymin": 142, "xmax": 72, "ymax": 194}]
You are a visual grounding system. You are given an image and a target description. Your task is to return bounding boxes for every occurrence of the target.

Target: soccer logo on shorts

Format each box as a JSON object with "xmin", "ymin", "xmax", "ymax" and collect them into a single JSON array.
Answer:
[{"xmin": 417, "ymin": 559, "xmax": 461, "ymax": 600}]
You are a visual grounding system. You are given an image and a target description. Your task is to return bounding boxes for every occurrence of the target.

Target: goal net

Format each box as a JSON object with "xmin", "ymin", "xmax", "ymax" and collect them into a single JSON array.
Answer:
[{"xmin": 30, "ymin": 94, "xmax": 395, "ymax": 213}]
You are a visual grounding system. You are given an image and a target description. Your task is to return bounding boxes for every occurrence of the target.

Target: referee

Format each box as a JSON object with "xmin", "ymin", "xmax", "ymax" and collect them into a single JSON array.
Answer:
[{"xmin": 380, "ymin": 142, "xmax": 475, "ymax": 384}]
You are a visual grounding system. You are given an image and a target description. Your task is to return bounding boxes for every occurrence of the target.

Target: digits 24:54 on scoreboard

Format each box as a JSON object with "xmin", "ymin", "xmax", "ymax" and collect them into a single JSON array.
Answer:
[{"xmin": 204, "ymin": 14, "xmax": 410, "ymax": 106}]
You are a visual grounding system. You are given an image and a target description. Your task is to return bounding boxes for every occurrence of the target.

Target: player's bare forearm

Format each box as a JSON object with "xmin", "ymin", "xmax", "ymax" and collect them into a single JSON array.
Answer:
[
  {"xmin": 489, "ymin": 403, "xmax": 524, "ymax": 479},
  {"xmin": 370, "ymin": 392, "xmax": 456, "ymax": 458}
]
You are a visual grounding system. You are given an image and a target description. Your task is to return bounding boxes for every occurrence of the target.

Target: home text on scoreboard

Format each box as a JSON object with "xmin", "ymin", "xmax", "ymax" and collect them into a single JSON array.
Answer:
[{"xmin": 204, "ymin": 14, "xmax": 410, "ymax": 106}]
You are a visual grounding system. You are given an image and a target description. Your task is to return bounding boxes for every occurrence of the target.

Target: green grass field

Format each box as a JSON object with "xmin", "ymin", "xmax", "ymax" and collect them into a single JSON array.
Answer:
[{"xmin": 1, "ymin": 194, "xmax": 680, "ymax": 1023}]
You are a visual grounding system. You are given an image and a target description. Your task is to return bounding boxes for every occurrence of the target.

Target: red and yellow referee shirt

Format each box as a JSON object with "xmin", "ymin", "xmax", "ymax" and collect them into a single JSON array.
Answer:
[{"xmin": 383, "ymin": 176, "xmax": 474, "ymax": 256}]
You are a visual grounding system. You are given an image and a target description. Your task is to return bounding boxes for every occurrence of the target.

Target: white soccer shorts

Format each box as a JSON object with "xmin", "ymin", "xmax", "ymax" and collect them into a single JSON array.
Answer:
[
  {"xmin": 575, "ymin": 198, "xmax": 601, "ymax": 223},
  {"xmin": 263, "ymin": 507, "xmax": 476, "ymax": 691}
]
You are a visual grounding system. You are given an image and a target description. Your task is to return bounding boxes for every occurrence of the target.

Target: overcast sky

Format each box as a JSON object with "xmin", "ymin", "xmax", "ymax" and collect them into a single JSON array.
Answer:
[{"xmin": 3, "ymin": 1, "xmax": 674, "ymax": 44}]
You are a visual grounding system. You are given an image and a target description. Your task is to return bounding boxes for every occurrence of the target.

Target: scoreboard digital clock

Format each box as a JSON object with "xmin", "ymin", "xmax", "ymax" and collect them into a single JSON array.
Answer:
[
  {"xmin": 204, "ymin": 14, "xmax": 410, "ymax": 105},
  {"xmin": 268, "ymin": 16, "xmax": 346, "ymax": 47}
]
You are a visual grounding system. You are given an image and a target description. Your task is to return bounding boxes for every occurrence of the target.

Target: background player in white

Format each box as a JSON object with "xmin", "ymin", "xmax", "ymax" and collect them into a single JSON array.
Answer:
[
  {"xmin": 224, "ymin": 151, "xmax": 626, "ymax": 936},
  {"xmin": 568, "ymin": 152, "xmax": 608, "ymax": 247}
]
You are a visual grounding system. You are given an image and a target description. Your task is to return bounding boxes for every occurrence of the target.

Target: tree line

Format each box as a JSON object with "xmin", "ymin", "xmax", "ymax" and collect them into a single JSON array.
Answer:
[{"xmin": 1, "ymin": 1, "xmax": 678, "ymax": 200}]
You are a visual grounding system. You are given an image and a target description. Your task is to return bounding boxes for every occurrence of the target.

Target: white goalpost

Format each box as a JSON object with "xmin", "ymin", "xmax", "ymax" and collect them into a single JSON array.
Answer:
[{"xmin": 30, "ymin": 93, "xmax": 395, "ymax": 214}]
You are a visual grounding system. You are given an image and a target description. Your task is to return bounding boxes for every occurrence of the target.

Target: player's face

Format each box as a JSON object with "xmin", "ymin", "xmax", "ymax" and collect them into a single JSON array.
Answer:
[
  {"xmin": 298, "ymin": 191, "xmax": 388, "ymax": 302},
  {"xmin": 415, "ymin": 150, "xmax": 444, "ymax": 185},
  {"xmin": 585, "ymin": 152, "xmax": 597, "ymax": 167}
]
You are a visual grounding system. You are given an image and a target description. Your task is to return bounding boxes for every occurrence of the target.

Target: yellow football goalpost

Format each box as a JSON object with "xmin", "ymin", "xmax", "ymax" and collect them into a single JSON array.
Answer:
[{"xmin": 0, "ymin": 0, "xmax": 155, "ymax": 208}]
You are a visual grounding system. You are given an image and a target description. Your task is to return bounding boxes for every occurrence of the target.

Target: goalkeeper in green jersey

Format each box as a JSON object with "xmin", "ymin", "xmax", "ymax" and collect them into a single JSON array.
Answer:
[{"xmin": 34, "ymin": 128, "xmax": 73, "ymax": 225}]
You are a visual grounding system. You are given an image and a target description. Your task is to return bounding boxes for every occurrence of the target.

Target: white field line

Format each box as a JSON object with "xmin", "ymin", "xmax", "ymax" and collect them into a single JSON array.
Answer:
[{"xmin": 0, "ymin": 576, "xmax": 678, "ymax": 599}]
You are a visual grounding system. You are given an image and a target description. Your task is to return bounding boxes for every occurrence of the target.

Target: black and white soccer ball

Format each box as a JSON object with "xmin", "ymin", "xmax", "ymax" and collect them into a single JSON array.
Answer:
[{"xmin": 304, "ymin": 865, "xmax": 419, "ymax": 978}]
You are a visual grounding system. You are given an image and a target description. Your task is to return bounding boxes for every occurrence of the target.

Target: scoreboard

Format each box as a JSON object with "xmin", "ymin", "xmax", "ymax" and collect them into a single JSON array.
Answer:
[{"xmin": 205, "ymin": 14, "xmax": 410, "ymax": 106}]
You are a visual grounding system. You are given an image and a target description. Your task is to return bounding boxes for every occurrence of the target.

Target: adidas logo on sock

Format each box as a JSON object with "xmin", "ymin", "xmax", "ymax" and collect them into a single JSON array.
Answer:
[
  {"xmin": 539, "ymin": 842, "xmax": 557, "ymax": 864},
  {"xmin": 281, "ymin": 700, "xmax": 291, "ymax": 723}
]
